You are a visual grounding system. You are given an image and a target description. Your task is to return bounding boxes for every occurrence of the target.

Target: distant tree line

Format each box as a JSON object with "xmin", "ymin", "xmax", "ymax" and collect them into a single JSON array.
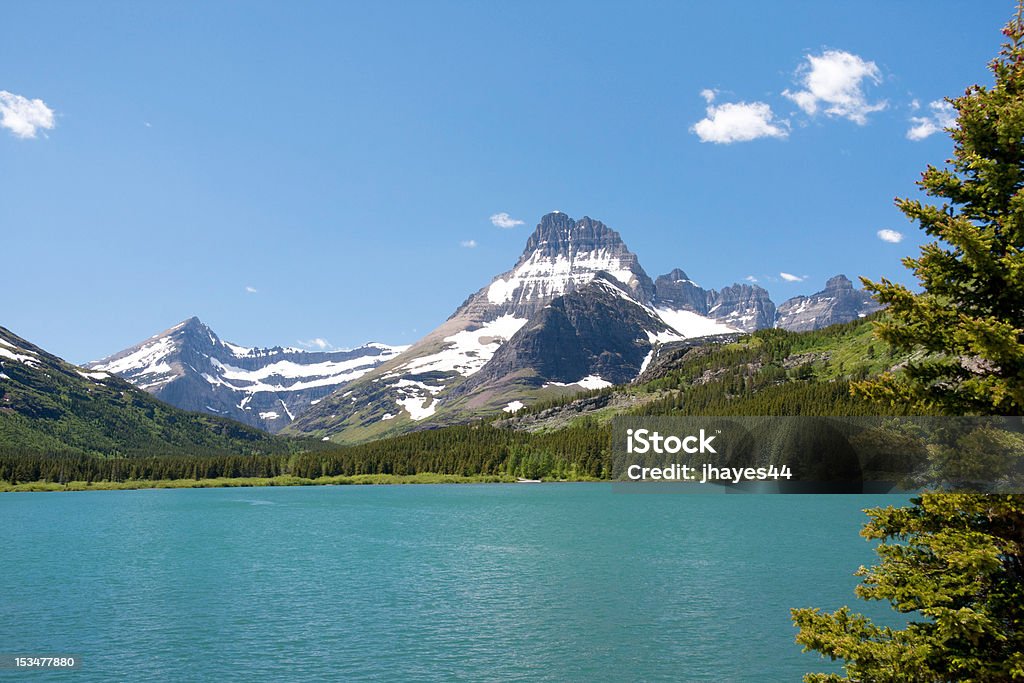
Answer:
[{"xmin": 0, "ymin": 423, "xmax": 612, "ymax": 484}]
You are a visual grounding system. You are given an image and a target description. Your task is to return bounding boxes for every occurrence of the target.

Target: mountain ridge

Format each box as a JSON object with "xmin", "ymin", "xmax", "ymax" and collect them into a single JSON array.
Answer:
[{"xmin": 85, "ymin": 317, "xmax": 406, "ymax": 432}]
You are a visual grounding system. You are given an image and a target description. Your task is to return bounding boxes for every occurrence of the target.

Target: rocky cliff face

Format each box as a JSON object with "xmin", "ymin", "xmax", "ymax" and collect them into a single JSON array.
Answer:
[
  {"xmin": 707, "ymin": 284, "xmax": 777, "ymax": 332},
  {"xmin": 653, "ymin": 269, "xmax": 708, "ymax": 313},
  {"xmin": 652, "ymin": 270, "xmax": 775, "ymax": 332},
  {"xmin": 775, "ymin": 275, "xmax": 882, "ymax": 332},
  {"xmin": 86, "ymin": 317, "xmax": 406, "ymax": 432},
  {"xmin": 454, "ymin": 276, "xmax": 678, "ymax": 397}
]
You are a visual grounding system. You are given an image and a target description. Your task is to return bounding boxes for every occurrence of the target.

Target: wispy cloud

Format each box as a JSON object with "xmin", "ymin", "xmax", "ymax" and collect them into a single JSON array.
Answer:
[
  {"xmin": 780, "ymin": 272, "xmax": 805, "ymax": 282},
  {"xmin": 877, "ymin": 228, "xmax": 904, "ymax": 243},
  {"xmin": 460, "ymin": 239, "xmax": 478, "ymax": 248},
  {"xmin": 0, "ymin": 90, "xmax": 55, "ymax": 138},
  {"xmin": 297, "ymin": 338, "xmax": 336, "ymax": 351},
  {"xmin": 906, "ymin": 100, "xmax": 956, "ymax": 141},
  {"xmin": 490, "ymin": 212, "xmax": 524, "ymax": 229},
  {"xmin": 783, "ymin": 50, "xmax": 886, "ymax": 125},
  {"xmin": 744, "ymin": 275, "xmax": 759, "ymax": 283},
  {"xmin": 692, "ymin": 91, "xmax": 788, "ymax": 144},
  {"xmin": 245, "ymin": 285, "xmax": 258, "ymax": 294}
]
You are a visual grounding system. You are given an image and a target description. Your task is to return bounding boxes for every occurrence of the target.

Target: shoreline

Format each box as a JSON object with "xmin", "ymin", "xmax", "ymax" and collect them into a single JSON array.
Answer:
[{"xmin": 0, "ymin": 473, "xmax": 602, "ymax": 493}]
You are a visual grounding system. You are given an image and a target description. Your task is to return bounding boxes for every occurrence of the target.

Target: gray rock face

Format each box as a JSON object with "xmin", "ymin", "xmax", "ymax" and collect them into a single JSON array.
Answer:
[
  {"xmin": 775, "ymin": 275, "xmax": 882, "ymax": 332},
  {"xmin": 456, "ymin": 276, "xmax": 677, "ymax": 395},
  {"xmin": 653, "ymin": 269, "xmax": 708, "ymax": 313},
  {"xmin": 86, "ymin": 317, "xmax": 405, "ymax": 432},
  {"xmin": 707, "ymin": 284, "xmax": 777, "ymax": 332},
  {"xmin": 653, "ymin": 271, "xmax": 774, "ymax": 332}
]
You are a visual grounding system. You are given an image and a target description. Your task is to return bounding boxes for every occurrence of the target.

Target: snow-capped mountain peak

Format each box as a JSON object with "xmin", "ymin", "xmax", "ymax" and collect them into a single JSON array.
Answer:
[
  {"xmin": 87, "ymin": 317, "xmax": 406, "ymax": 432},
  {"xmin": 460, "ymin": 212, "xmax": 656, "ymax": 320}
]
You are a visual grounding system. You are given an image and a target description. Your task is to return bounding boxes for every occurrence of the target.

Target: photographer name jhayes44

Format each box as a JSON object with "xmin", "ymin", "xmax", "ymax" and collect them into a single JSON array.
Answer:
[
  {"xmin": 625, "ymin": 463, "xmax": 793, "ymax": 484},
  {"xmin": 623, "ymin": 428, "xmax": 793, "ymax": 484}
]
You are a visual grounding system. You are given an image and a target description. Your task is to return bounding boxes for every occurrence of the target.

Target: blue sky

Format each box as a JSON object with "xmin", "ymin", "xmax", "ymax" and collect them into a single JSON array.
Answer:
[{"xmin": 1, "ymin": 1, "xmax": 1012, "ymax": 363}]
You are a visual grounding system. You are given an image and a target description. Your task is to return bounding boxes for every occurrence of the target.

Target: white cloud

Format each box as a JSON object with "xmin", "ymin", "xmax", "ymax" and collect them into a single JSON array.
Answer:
[
  {"xmin": 783, "ymin": 50, "xmax": 886, "ymax": 125},
  {"xmin": 700, "ymin": 88, "xmax": 717, "ymax": 103},
  {"xmin": 877, "ymin": 228, "xmax": 904, "ymax": 243},
  {"xmin": 298, "ymin": 338, "xmax": 336, "ymax": 351},
  {"xmin": 909, "ymin": 98, "xmax": 921, "ymax": 111},
  {"xmin": 490, "ymin": 212, "xmax": 524, "ymax": 228},
  {"xmin": 245, "ymin": 285, "xmax": 258, "ymax": 294},
  {"xmin": 692, "ymin": 100, "xmax": 789, "ymax": 144},
  {"xmin": 0, "ymin": 90, "xmax": 55, "ymax": 138},
  {"xmin": 907, "ymin": 100, "xmax": 956, "ymax": 141},
  {"xmin": 460, "ymin": 239, "xmax": 478, "ymax": 248},
  {"xmin": 780, "ymin": 272, "xmax": 805, "ymax": 282},
  {"xmin": 744, "ymin": 275, "xmax": 759, "ymax": 283}
]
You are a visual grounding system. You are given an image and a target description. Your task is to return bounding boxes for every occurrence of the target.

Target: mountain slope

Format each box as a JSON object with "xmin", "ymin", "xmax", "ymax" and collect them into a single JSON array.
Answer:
[
  {"xmin": 86, "ymin": 317, "xmax": 406, "ymax": 432},
  {"xmin": 0, "ymin": 325, "xmax": 297, "ymax": 457}
]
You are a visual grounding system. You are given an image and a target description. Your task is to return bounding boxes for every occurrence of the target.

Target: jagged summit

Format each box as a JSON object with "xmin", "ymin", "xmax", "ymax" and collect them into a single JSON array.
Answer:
[
  {"xmin": 518, "ymin": 213, "xmax": 630, "ymax": 260},
  {"xmin": 456, "ymin": 212, "xmax": 656, "ymax": 320},
  {"xmin": 660, "ymin": 268, "xmax": 693, "ymax": 282},
  {"xmin": 825, "ymin": 274, "xmax": 855, "ymax": 290}
]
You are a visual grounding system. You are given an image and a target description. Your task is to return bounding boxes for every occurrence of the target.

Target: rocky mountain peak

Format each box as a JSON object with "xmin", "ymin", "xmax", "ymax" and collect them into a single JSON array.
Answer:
[
  {"xmin": 518, "ymin": 213, "xmax": 631, "ymax": 263},
  {"xmin": 172, "ymin": 316, "xmax": 218, "ymax": 345},
  {"xmin": 825, "ymin": 274, "xmax": 854, "ymax": 291},
  {"xmin": 775, "ymin": 274, "xmax": 881, "ymax": 332},
  {"xmin": 454, "ymin": 212, "xmax": 656, "ymax": 320},
  {"xmin": 662, "ymin": 268, "xmax": 692, "ymax": 282}
]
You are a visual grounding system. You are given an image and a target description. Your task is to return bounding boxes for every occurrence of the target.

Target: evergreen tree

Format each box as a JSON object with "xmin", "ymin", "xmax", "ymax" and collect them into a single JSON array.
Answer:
[
  {"xmin": 854, "ymin": 5, "xmax": 1024, "ymax": 415},
  {"xmin": 792, "ymin": 495, "xmax": 1024, "ymax": 682},
  {"xmin": 794, "ymin": 7, "xmax": 1024, "ymax": 680}
]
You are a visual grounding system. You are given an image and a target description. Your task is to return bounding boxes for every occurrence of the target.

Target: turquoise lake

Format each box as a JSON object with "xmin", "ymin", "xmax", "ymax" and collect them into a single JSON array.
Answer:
[{"xmin": 0, "ymin": 484, "xmax": 909, "ymax": 681}]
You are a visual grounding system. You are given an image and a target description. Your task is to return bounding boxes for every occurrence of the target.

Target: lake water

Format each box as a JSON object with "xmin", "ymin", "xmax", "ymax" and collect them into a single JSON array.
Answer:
[{"xmin": 0, "ymin": 484, "xmax": 908, "ymax": 681}]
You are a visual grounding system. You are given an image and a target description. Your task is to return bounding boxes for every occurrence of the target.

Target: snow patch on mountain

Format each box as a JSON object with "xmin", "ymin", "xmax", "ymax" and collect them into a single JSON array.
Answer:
[
  {"xmin": 397, "ymin": 396, "xmax": 438, "ymax": 421},
  {"xmin": 0, "ymin": 347, "xmax": 40, "ymax": 367},
  {"xmin": 544, "ymin": 375, "xmax": 614, "ymax": 390},
  {"xmin": 0, "ymin": 335, "xmax": 41, "ymax": 367},
  {"xmin": 503, "ymin": 400, "xmax": 525, "ymax": 413},
  {"xmin": 400, "ymin": 314, "xmax": 528, "ymax": 377},
  {"xmin": 638, "ymin": 350, "xmax": 654, "ymax": 376},
  {"xmin": 487, "ymin": 249, "xmax": 637, "ymax": 305},
  {"xmin": 76, "ymin": 369, "xmax": 110, "ymax": 381},
  {"xmin": 94, "ymin": 336, "xmax": 177, "ymax": 384},
  {"xmin": 653, "ymin": 307, "xmax": 737, "ymax": 338}
]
